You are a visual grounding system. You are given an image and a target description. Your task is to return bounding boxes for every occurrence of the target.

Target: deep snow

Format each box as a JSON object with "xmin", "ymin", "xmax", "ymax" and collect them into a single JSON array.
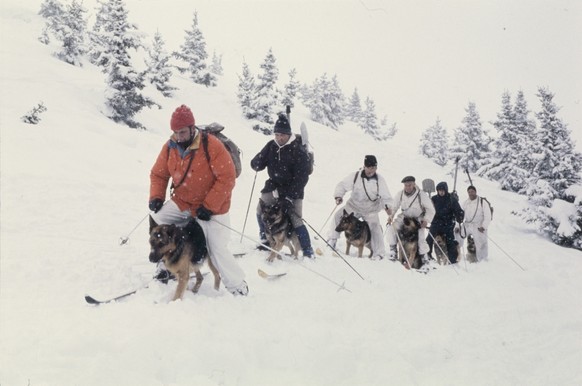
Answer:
[{"xmin": 1, "ymin": 1, "xmax": 581, "ymax": 386}]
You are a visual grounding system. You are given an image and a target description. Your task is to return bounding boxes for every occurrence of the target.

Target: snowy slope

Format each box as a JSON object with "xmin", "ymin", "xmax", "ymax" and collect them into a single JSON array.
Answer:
[{"xmin": 1, "ymin": 1, "xmax": 581, "ymax": 386}]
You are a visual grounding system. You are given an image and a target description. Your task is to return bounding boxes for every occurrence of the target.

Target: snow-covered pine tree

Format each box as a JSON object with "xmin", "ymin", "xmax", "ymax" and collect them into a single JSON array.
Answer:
[
  {"xmin": 514, "ymin": 88, "xmax": 582, "ymax": 250},
  {"xmin": 253, "ymin": 48, "xmax": 280, "ymax": 134},
  {"xmin": 210, "ymin": 51, "xmax": 223, "ymax": 76},
  {"xmin": 38, "ymin": 0, "xmax": 87, "ymax": 66},
  {"xmin": 513, "ymin": 90, "xmax": 538, "ymax": 191},
  {"xmin": 303, "ymin": 73, "xmax": 345, "ymax": 130},
  {"xmin": 529, "ymin": 87, "xmax": 582, "ymax": 195},
  {"xmin": 359, "ymin": 97, "xmax": 382, "ymax": 139},
  {"xmin": 173, "ymin": 11, "xmax": 216, "ymax": 87},
  {"xmin": 480, "ymin": 91, "xmax": 531, "ymax": 191},
  {"xmin": 281, "ymin": 68, "xmax": 299, "ymax": 109},
  {"xmin": 419, "ymin": 118, "xmax": 449, "ymax": 166},
  {"xmin": 449, "ymin": 101, "xmax": 492, "ymax": 173},
  {"xmin": 145, "ymin": 31, "xmax": 177, "ymax": 97},
  {"xmin": 236, "ymin": 61, "xmax": 257, "ymax": 120},
  {"xmin": 345, "ymin": 88, "xmax": 363, "ymax": 123},
  {"xmin": 102, "ymin": 0, "xmax": 156, "ymax": 128},
  {"xmin": 38, "ymin": 0, "xmax": 64, "ymax": 45}
]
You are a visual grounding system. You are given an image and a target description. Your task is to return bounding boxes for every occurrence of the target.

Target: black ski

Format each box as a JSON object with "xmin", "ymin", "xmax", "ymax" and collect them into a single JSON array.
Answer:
[{"xmin": 85, "ymin": 282, "xmax": 151, "ymax": 305}]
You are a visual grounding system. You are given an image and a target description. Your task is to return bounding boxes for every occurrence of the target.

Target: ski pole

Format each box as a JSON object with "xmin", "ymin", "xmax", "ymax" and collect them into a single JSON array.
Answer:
[
  {"xmin": 427, "ymin": 231, "xmax": 460, "ymax": 275},
  {"xmin": 210, "ymin": 218, "xmax": 352, "ymax": 292},
  {"xmin": 240, "ymin": 171, "xmax": 258, "ymax": 243},
  {"xmin": 465, "ymin": 168, "xmax": 474, "ymax": 186},
  {"xmin": 119, "ymin": 212, "xmax": 150, "ymax": 246},
  {"xmin": 301, "ymin": 217, "xmax": 365, "ymax": 281},
  {"xmin": 319, "ymin": 203, "xmax": 339, "ymax": 234},
  {"xmin": 487, "ymin": 234, "xmax": 526, "ymax": 271}
]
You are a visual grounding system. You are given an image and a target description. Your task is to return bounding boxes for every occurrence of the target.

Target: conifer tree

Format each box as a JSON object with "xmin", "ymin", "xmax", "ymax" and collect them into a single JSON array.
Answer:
[
  {"xmin": 101, "ymin": 0, "xmax": 155, "ymax": 128},
  {"xmin": 253, "ymin": 48, "xmax": 280, "ymax": 134},
  {"xmin": 281, "ymin": 68, "xmax": 299, "ymax": 109},
  {"xmin": 480, "ymin": 92, "xmax": 531, "ymax": 191},
  {"xmin": 529, "ymin": 87, "xmax": 582, "ymax": 196},
  {"xmin": 145, "ymin": 31, "xmax": 177, "ymax": 97},
  {"xmin": 209, "ymin": 51, "xmax": 223, "ymax": 76},
  {"xmin": 449, "ymin": 101, "xmax": 492, "ymax": 173},
  {"xmin": 38, "ymin": 0, "xmax": 87, "ymax": 66},
  {"xmin": 173, "ymin": 12, "xmax": 216, "ymax": 87},
  {"xmin": 346, "ymin": 88, "xmax": 363, "ymax": 123},
  {"xmin": 359, "ymin": 97, "xmax": 381, "ymax": 139},
  {"xmin": 419, "ymin": 118, "xmax": 449, "ymax": 166},
  {"xmin": 236, "ymin": 61, "xmax": 257, "ymax": 120},
  {"xmin": 303, "ymin": 73, "xmax": 345, "ymax": 130}
]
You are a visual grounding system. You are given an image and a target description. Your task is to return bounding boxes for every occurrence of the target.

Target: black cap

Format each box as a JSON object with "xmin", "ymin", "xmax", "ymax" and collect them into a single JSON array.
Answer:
[
  {"xmin": 401, "ymin": 176, "xmax": 415, "ymax": 183},
  {"xmin": 467, "ymin": 185, "xmax": 477, "ymax": 192},
  {"xmin": 273, "ymin": 114, "xmax": 291, "ymax": 135},
  {"xmin": 364, "ymin": 155, "xmax": 377, "ymax": 167}
]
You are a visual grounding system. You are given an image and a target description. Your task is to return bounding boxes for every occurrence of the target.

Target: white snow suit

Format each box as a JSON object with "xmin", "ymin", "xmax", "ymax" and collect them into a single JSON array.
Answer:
[
  {"xmin": 329, "ymin": 170, "xmax": 393, "ymax": 258},
  {"xmin": 386, "ymin": 185, "xmax": 435, "ymax": 255},
  {"xmin": 460, "ymin": 196, "xmax": 492, "ymax": 261}
]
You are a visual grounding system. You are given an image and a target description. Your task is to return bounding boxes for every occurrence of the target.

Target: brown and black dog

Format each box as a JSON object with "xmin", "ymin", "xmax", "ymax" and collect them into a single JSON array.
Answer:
[
  {"xmin": 398, "ymin": 216, "xmax": 422, "ymax": 269},
  {"xmin": 149, "ymin": 222, "xmax": 220, "ymax": 301},
  {"xmin": 433, "ymin": 234, "xmax": 450, "ymax": 265},
  {"xmin": 335, "ymin": 210, "xmax": 372, "ymax": 258},
  {"xmin": 259, "ymin": 199, "xmax": 301, "ymax": 262}
]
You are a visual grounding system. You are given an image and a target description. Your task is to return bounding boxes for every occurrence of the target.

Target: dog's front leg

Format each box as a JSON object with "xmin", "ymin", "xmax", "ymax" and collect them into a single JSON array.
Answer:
[
  {"xmin": 191, "ymin": 268, "xmax": 204, "ymax": 293},
  {"xmin": 173, "ymin": 271, "xmax": 189, "ymax": 301}
]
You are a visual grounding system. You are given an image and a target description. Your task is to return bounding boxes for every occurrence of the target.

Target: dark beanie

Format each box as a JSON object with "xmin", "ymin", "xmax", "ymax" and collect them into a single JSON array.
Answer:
[
  {"xmin": 364, "ymin": 155, "xmax": 377, "ymax": 167},
  {"xmin": 401, "ymin": 176, "xmax": 415, "ymax": 183},
  {"xmin": 274, "ymin": 115, "xmax": 292, "ymax": 135}
]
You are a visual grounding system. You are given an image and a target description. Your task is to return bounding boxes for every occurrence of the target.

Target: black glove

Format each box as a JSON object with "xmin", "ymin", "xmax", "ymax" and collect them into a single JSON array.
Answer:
[
  {"xmin": 451, "ymin": 191, "xmax": 459, "ymax": 202},
  {"xmin": 149, "ymin": 199, "xmax": 164, "ymax": 213},
  {"xmin": 196, "ymin": 206, "xmax": 213, "ymax": 221}
]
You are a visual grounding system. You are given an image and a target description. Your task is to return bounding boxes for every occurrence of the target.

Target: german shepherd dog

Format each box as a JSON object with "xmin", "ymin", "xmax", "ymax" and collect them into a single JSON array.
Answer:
[
  {"xmin": 433, "ymin": 234, "xmax": 449, "ymax": 265},
  {"xmin": 259, "ymin": 199, "xmax": 301, "ymax": 262},
  {"xmin": 398, "ymin": 216, "xmax": 422, "ymax": 269},
  {"xmin": 335, "ymin": 210, "xmax": 372, "ymax": 258},
  {"xmin": 149, "ymin": 221, "xmax": 220, "ymax": 301},
  {"xmin": 466, "ymin": 234, "xmax": 477, "ymax": 263}
]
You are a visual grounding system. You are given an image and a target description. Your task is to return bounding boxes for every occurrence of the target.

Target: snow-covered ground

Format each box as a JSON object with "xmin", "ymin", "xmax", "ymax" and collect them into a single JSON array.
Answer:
[{"xmin": 1, "ymin": 1, "xmax": 581, "ymax": 385}]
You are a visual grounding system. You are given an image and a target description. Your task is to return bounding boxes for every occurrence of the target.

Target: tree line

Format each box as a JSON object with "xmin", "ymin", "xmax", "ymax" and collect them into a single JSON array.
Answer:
[{"xmin": 419, "ymin": 89, "xmax": 582, "ymax": 250}]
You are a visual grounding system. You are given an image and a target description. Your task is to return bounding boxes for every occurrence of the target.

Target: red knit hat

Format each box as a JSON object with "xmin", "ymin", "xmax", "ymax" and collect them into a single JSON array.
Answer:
[{"xmin": 170, "ymin": 105, "xmax": 195, "ymax": 131}]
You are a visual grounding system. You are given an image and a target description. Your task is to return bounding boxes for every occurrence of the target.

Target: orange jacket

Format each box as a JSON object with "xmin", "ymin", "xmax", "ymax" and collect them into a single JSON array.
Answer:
[{"xmin": 150, "ymin": 130, "xmax": 236, "ymax": 216}]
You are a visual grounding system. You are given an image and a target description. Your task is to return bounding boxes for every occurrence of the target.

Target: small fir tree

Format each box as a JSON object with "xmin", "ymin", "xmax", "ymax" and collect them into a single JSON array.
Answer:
[
  {"xmin": 173, "ymin": 11, "xmax": 216, "ymax": 87},
  {"xmin": 145, "ymin": 31, "xmax": 177, "ymax": 97},
  {"xmin": 419, "ymin": 118, "xmax": 449, "ymax": 166},
  {"xmin": 253, "ymin": 48, "xmax": 280, "ymax": 134},
  {"xmin": 236, "ymin": 61, "xmax": 257, "ymax": 120}
]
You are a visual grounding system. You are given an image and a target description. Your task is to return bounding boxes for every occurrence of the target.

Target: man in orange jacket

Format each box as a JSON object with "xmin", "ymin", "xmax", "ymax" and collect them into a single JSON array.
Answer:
[{"xmin": 149, "ymin": 105, "xmax": 247, "ymax": 296}]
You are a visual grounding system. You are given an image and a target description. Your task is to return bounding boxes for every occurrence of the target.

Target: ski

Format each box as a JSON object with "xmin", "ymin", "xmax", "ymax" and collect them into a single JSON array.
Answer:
[
  {"xmin": 257, "ymin": 268, "xmax": 287, "ymax": 279},
  {"xmin": 85, "ymin": 272, "xmax": 208, "ymax": 305},
  {"xmin": 85, "ymin": 281, "xmax": 152, "ymax": 305}
]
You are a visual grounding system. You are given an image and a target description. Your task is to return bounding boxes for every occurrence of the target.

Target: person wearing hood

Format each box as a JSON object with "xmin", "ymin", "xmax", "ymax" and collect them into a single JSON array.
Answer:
[
  {"xmin": 386, "ymin": 176, "xmax": 435, "ymax": 261},
  {"xmin": 250, "ymin": 114, "xmax": 314, "ymax": 258},
  {"xmin": 427, "ymin": 181, "xmax": 464, "ymax": 263}
]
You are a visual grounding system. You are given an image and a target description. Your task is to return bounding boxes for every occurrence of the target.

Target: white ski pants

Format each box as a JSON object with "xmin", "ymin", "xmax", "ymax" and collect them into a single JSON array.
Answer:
[
  {"xmin": 151, "ymin": 200, "xmax": 246, "ymax": 291},
  {"xmin": 459, "ymin": 223, "xmax": 489, "ymax": 261}
]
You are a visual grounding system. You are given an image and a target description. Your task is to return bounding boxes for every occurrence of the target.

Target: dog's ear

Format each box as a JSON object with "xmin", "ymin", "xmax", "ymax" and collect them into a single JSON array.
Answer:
[{"xmin": 343, "ymin": 209, "xmax": 348, "ymax": 216}]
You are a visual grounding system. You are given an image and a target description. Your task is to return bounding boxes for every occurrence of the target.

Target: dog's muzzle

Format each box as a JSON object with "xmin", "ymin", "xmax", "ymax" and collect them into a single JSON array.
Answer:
[{"xmin": 149, "ymin": 249, "xmax": 162, "ymax": 263}]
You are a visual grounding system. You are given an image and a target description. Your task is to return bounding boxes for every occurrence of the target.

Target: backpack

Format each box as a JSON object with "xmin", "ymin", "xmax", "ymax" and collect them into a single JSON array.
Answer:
[
  {"xmin": 198, "ymin": 122, "xmax": 242, "ymax": 178},
  {"xmin": 481, "ymin": 197, "xmax": 494, "ymax": 220}
]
